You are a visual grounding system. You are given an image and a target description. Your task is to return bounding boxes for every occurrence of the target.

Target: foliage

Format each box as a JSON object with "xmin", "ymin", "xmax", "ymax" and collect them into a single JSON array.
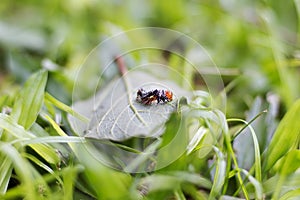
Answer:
[{"xmin": 0, "ymin": 1, "xmax": 300, "ymax": 200}]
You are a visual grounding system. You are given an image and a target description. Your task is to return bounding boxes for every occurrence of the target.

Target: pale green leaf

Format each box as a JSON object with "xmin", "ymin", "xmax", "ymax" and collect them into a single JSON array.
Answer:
[
  {"xmin": 0, "ymin": 156, "xmax": 13, "ymax": 194},
  {"xmin": 11, "ymin": 70, "xmax": 48, "ymax": 130},
  {"xmin": 209, "ymin": 146, "xmax": 226, "ymax": 200},
  {"xmin": 263, "ymin": 99, "xmax": 300, "ymax": 172},
  {"xmin": 279, "ymin": 188, "xmax": 300, "ymax": 200},
  {"xmin": 0, "ymin": 142, "xmax": 36, "ymax": 199},
  {"xmin": 279, "ymin": 150, "xmax": 300, "ymax": 176},
  {"xmin": 0, "ymin": 113, "xmax": 35, "ymax": 139},
  {"xmin": 28, "ymin": 143, "xmax": 60, "ymax": 165},
  {"xmin": 272, "ymin": 150, "xmax": 300, "ymax": 199},
  {"xmin": 23, "ymin": 153, "xmax": 63, "ymax": 186},
  {"xmin": 241, "ymin": 169, "xmax": 263, "ymax": 200}
]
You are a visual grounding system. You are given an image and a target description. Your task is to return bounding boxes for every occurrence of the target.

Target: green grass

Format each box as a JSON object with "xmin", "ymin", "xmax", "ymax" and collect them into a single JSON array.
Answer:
[{"xmin": 1, "ymin": 1, "xmax": 300, "ymax": 200}]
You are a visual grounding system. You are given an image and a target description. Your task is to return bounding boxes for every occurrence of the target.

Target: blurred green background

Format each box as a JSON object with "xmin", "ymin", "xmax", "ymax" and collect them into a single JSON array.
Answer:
[
  {"xmin": 0, "ymin": 0, "xmax": 299, "ymax": 116},
  {"xmin": 1, "ymin": 1, "xmax": 300, "ymax": 199}
]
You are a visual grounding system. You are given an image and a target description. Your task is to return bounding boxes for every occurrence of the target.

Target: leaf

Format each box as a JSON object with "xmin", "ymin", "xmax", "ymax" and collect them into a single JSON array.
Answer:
[
  {"xmin": 0, "ymin": 114, "xmax": 60, "ymax": 165},
  {"xmin": 0, "ymin": 113, "xmax": 35, "ymax": 139},
  {"xmin": 139, "ymin": 174, "xmax": 181, "ymax": 192},
  {"xmin": 187, "ymin": 108, "xmax": 228, "ymax": 158},
  {"xmin": 23, "ymin": 153, "xmax": 63, "ymax": 186},
  {"xmin": 28, "ymin": 143, "xmax": 60, "ymax": 165},
  {"xmin": 154, "ymin": 112, "xmax": 189, "ymax": 171},
  {"xmin": 70, "ymin": 69, "xmax": 191, "ymax": 141},
  {"xmin": 263, "ymin": 168, "xmax": 300, "ymax": 195},
  {"xmin": 272, "ymin": 150, "xmax": 300, "ymax": 199},
  {"xmin": 209, "ymin": 146, "xmax": 226, "ymax": 200},
  {"xmin": 0, "ymin": 155, "xmax": 13, "ymax": 194},
  {"xmin": 241, "ymin": 169, "xmax": 263, "ymax": 200},
  {"xmin": 72, "ymin": 142, "xmax": 132, "ymax": 199},
  {"xmin": 279, "ymin": 188, "xmax": 300, "ymax": 200},
  {"xmin": 263, "ymin": 99, "xmax": 300, "ymax": 172},
  {"xmin": 11, "ymin": 70, "xmax": 48, "ymax": 130},
  {"xmin": 62, "ymin": 166, "xmax": 81, "ymax": 200},
  {"xmin": 186, "ymin": 126, "xmax": 208, "ymax": 155},
  {"xmin": 279, "ymin": 150, "xmax": 300, "ymax": 176},
  {"xmin": 0, "ymin": 142, "xmax": 36, "ymax": 199},
  {"xmin": 168, "ymin": 171, "xmax": 212, "ymax": 189}
]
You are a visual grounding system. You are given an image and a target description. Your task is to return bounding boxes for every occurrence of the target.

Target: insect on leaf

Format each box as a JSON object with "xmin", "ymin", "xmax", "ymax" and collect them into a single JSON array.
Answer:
[{"xmin": 70, "ymin": 70, "xmax": 191, "ymax": 141}]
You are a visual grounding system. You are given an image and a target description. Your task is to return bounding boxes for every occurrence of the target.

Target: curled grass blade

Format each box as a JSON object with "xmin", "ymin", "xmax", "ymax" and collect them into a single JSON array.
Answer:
[
  {"xmin": 228, "ymin": 118, "xmax": 261, "ymax": 182},
  {"xmin": 231, "ymin": 110, "xmax": 267, "ymax": 140}
]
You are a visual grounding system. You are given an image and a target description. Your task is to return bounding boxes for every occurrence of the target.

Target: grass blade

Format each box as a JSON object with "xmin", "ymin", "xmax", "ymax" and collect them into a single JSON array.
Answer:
[
  {"xmin": 0, "ymin": 156, "xmax": 13, "ymax": 194},
  {"xmin": 62, "ymin": 166, "xmax": 81, "ymax": 200},
  {"xmin": 228, "ymin": 118, "xmax": 262, "ymax": 182},
  {"xmin": 263, "ymin": 99, "xmax": 300, "ymax": 172},
  {"xmin": 0, "ymin": 142, "xmax": 36, "ymax": 199},
  {"xmin": 23, "ymin": 153, "xmax": 63, "ymax": 186},
  {"xmin": 11, "ymin": 70, "xmax": 48, "ymax": 130},
  {"xmin": 209, "ymin": 146, "xmax": 226, "ymax": 200},
  {"xmin": 272, "ymin": 150, "xmax": 300, "ymax": 199},
  {"xmin": 45, "ymin": 92, "xmax": 89, "ymax": 123},
  {"xmin": 0, "ymin": 113, "xmax": 35, "ymax": 139},
  {"xmin": 224, "ymin": 126, "xmax": 249, "ymax": 199},
  {"xmin": 18, "ymin": 136, "xmax": 85, "ymax": 146},
  {"xmin": 41, "ymin": 113, "xmax": 68, "ymax": 137},
  {"xmin": 28, "ymin": 143, "xmax": 60, "ymax": 165},
  {"xmin": 279, "ymin": 188, "xmax": 300, "ymax": 200},
  {"xmin": 241, "ymin": 169, "xmax": 263, "ymax": 200},
  {"xmin": 0, "ymin": 113, "xmax": 60, "ymax": 165}
]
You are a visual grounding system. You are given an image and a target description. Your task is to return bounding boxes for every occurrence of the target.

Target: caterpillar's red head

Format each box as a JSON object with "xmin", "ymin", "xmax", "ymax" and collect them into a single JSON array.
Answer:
[{"xmin": 165, "ymin": 90, "xmax": 173, "ymax": 102}]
